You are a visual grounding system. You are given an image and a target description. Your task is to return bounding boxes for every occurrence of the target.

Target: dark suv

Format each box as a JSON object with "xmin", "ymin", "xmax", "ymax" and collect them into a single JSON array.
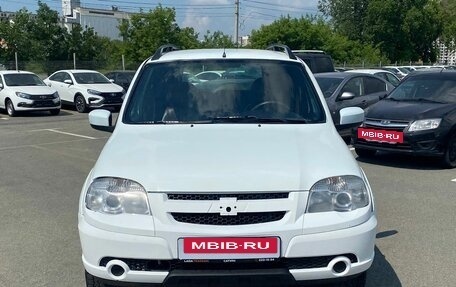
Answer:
[
  {"xmin": 352, "ymin": 70, "xmax": 456, "ymax": 168},
  {"xmin": 292, "ymin": 50, "xmax": 335, "ymax": 74}
]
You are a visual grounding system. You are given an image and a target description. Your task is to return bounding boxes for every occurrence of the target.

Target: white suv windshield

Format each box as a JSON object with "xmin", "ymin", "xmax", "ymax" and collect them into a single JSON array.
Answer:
[
  {"xmin": 4, "ymin": 74, "xmax": 46, "ymax": 86},
  {"xmin": 124, "ymin": 59, "xmax": 325, "ymax": 124}
]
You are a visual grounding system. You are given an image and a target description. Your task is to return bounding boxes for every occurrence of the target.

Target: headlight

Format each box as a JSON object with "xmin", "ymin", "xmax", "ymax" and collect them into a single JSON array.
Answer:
[
  {"xmin": 307, "ymin": 176, "xmax": 369, "ymax": 213},
  {"xmin": 408, "ymin": 119, "xmax": 441, "ymax": 131},
  {"xmin": 87, "ymin": 89, "xmax": 102, "ymax": 95},
  {"xmin": 16, "ymin": 92, "xmax": 32, "ymax": 99},
  {"xmin": 52, "ymin": 92, "xmax": 59, "ymax": 99},
  {"xmin": 85, "ymin": 177, "xmax": 150, "ymax": 215}
]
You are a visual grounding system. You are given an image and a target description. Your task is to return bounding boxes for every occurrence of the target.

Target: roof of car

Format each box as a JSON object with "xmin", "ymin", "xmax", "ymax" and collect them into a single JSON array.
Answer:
[
  {"xmin": 313, "ymin": 72, "xmax": 369, "ymax": 79},
  {"xmin": 152, "ymin": 48, "xmax": 300, "ymax": 62},
  {"xmin": 55, "ymin": 69, "xmax": 102, "ymax": 74},
  {"xmin": 0, "ymin": 70, "xmax": 35, "ymax": 75},
  {"xmin": 408, "ymin": 69, "xmax": 456, "ymax": 78},
  {"xmin": 347, "ymin": 69, "xmax": 393, "ymax": 74}
]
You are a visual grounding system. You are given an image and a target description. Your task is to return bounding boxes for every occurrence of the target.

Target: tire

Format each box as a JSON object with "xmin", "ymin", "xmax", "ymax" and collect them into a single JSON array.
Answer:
[
  {"xmin": 338, "ymin": 272, "xmax": 367, "ymax": 287},
  {"xmin": 355, "ymin": 148, "xmax": 376, "ymax": 158},
  {"xmin": 75, "ymin": 94, "xmax": 88, "ymax": 113},
  {"xmin": 49, "ymin": 109, "xmax": 60, "ymax": 116},
  {"xmin": 85, "ymin": 271, "xmax": 106, "ymax": 287},
  {"xmin": 6, "ymin": 99, "xmax": 16, "ymax": 117},
  {"xmin": 442, "ymin": 133, "xmax": 456, "ymax": 168}
]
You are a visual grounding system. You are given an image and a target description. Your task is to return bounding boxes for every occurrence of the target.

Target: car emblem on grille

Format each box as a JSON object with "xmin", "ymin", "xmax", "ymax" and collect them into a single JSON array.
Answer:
[
  {"xmin": 219, "ymin": 197, "xmax": 238, "ymax": 216},
  {"xmin": 380, "ymin": 120, "xmax": 391, "ymax": 125},
  {"xmin": 111, "ymin": 93, "xmax": 117, "ymax": 97}
]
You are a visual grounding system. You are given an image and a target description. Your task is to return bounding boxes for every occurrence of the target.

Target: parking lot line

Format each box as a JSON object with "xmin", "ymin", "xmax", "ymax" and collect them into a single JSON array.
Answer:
[
  {"xmin": 0, "ymin": 117, "xmax": 8, "ymax": 120},
  {"xmin": 46, "ymin": 129, "xmax": 97, "ymax": 139},
  {"xmin": 452, "ymin": 178, "xmax": 456, "ymax": 183}
]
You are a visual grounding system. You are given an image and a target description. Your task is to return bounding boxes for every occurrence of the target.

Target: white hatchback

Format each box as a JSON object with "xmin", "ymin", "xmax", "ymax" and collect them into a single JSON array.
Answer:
[
  {"xmin": 79, "ymin": 45, "xmax": 377, "ymax": 287},
  {"xmin": 44, "ymin": 69, "xmax": 125, "ymax": 113},
  {"xmin": 0, "ymin": 70, "xmax": 60, "ymax": 116}
]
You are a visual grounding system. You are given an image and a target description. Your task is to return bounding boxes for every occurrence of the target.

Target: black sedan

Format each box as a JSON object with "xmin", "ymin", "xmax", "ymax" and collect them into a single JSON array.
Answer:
[
  {"xmin": 352, "ymin": 70, "xmax": 456, "ymax": 168},
  {"xmin": 104, "ymin": 70, "xmax": 136, "ymax": 91},
  {"xmin": 315, "ymin": 72, "xmax": 394, "ymax": 136}
]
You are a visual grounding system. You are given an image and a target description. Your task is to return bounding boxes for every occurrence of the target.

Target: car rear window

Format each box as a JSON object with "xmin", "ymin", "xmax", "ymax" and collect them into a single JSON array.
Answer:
[{"xmin": 124, "ymin": 59, "xmax": 325, "ymax": 124}]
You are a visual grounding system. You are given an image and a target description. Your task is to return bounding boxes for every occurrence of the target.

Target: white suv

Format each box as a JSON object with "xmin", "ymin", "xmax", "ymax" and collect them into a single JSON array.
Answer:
[
  {"xmin": 0, "ymin": 70, "xmax": 60, "ymax": 116},
  {"xmin": 44, "ymin": 69, "xmax": 125, "ymax": 113},
  {"xmin": 79, "ymin": 45, "xmax": 377, "ymax": 287}
]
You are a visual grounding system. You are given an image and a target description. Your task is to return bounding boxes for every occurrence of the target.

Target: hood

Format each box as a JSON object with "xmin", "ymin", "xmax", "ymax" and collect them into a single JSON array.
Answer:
[
  {"xmin": 91, "ymin": 124, "xmax": 361, "ymax": 192},
  {"xmin": 13, "ymin": 86, "xmax": 57, "ymax": 95},
  {"xmin": 78, "ymin": 83, "xmax": 123, "ymax": 92},
  {"xmin": 366, "ymin": 99, "xmax": 456, "ymax": 121}
]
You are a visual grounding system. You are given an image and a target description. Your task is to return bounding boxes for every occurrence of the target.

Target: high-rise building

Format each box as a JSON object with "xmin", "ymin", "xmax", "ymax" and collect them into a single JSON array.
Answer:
[{"xmin": 436, "ymin": 38, "xmax": 456, "ymax": 65}]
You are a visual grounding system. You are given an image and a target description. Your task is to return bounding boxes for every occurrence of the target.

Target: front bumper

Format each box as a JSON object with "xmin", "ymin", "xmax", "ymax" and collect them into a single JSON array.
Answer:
[
  {"xmin": 352, "ymin": 128, "xmax": 447, "ymax": 157},
  {"xmin": 15, "ymin": 99, "xmax": 60, "ymax": 111},
  {"xmin": 79, "ymin": 214, "xmax": 376, "ymax": 284}
]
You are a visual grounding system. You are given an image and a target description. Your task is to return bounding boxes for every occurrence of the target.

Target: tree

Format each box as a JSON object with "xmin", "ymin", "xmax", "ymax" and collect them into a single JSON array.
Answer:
[
  {"xmin": 364, "ymin": 0, "xmax": 443, "ymax": 62},
  {"xmin": 119, "ymin": 5, "xmax": 199, "ymax": 63},
  {"xmin": 200, "ymin": 31, "xmax": 234, "ymax": 48},
  {"xmin": 318, "ymin": 0, "xmax": 370, "ymax": 42},
  {"xmin": 440, "ymin": 0, "xmax": 456, "ymax": 49},
  {"xmin": 249, "ymin": 16, "xmax": 384, "ymax": 65},
  {"xmin": 32, "ymin": 1, "xmax": 69, "ymax": 61}
]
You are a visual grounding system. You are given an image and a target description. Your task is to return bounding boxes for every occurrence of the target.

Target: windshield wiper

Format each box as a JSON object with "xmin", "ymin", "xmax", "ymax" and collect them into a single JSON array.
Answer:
[{"xmin": 209, "ymin": 115, "xmax": 308, "ymax": 123}]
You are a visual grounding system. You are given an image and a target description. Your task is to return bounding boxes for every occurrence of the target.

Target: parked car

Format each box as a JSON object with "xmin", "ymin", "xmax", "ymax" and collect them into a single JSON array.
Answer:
[
  {"xmin": 0, "ymin": 70, "xmax": 60, "ymax": 117},
  {"xmin": 314, "ymin": 72, "xmax": 394, "ymax": 136},
  {"xmin": 44, "ymin": 69, "xmax": 125, "ymax": 113},
  {"xmin": 104, "ymin": 70, "xmax": 136, "ymax": 91},
  {"xmin": 292, "ymin": 50, "xmax": 335, "ymax": 73},
  {"xmin": 381, "ymin": 66, "xmax": 408, "ymax": 79},
  {"xmin": 352, "ymin": 70, "xmax": 456, "ymax": 168},
  {"xmin": 347, "ymin": 69, "xmax": 401, "ymax": 87},
  {"xmin": 79, "ymin": 45, "xmax": 376, "ymax": 287},
  {"xmin": 194, "ymin": 70, "xmax": 225, "ymax": 81}
]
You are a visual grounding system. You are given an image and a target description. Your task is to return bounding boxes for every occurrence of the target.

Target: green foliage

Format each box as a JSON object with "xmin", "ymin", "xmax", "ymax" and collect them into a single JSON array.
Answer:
[
  {"xmin": 249, "ymin": 16, "xmax": 384, "ymax": 64},
  {"xmin": 119, "ymin": 5, "xmax": 199, "ymax": 63},
  {"xmin": 318, "ymin": 0, "xmax": 370, "ymax": 42},
  {"xmin": 200, "ymin": 31, "xmax": 235, "ymax": 48},
  {"xmin": 319, "ymin": 0, "xmax": 444, "ymax": 62},
  {"xmin": 441, "ymin": 0, "xmax": 456, "ymax": 49}
]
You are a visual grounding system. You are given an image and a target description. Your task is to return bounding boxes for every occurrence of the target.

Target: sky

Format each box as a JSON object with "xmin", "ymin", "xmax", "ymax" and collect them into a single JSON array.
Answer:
[{"xmin": 0, "ymin": 0, "xmax": 320, "ymax": 37}]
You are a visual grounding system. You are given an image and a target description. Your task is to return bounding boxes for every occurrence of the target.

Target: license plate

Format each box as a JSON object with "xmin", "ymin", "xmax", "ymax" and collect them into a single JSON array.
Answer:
[
  {"xmin": 358, "ymin": 128, "xmax": 404, "ymax": 144},
  {"xmin": 178, "ymin": 237, "xmax": 280, "ymax": 260}
]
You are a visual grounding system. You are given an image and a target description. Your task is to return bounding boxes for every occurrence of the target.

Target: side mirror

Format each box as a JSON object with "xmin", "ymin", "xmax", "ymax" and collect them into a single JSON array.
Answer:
[
  {"xmin": 339, "ymin": 92, "xmax": 355, "ymax": 101},
  {"xmin": 47, "ymin": 82, "xmax": 52, "ymax": 87},
  {"xmin": 64, "ymin": 79, "xmax": 73, "ymax": 85},
  {"xmin": 89, "ymin": 109, "xmax": 115, "ymax": 132},
  {"xmin": 339, "ymin": 107, "xmax": 364, "ymax": 125},
  {"xmin": 109, "ymin": 79, "xmax": 115, "ymax": 83}
]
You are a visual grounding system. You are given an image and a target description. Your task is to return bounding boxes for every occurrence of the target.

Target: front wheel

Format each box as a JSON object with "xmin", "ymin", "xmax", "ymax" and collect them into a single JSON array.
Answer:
[
  {"xmin": 355, "ymin": 148, "xmax": 376, "ymax": 158},
  {"xmin": 6, "ymin": 99, "xmax": 16, "ymax": 117},
  {"xmin": 75, "ymin": 95, "xmax": 88, "ymax": 113},
  {"xmin": 442, "ymin": 133, "xmax": 456, "ymax": 168}
]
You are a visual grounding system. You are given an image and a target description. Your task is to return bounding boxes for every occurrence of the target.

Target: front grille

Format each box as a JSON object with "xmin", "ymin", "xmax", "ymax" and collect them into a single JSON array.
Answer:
[
  {"xmin": 100, "ymin": 92, "xmax": 123, "ymax": 104},
  {"xmin": 171, "ymin": 212, "xmax": 286, "ymax": 225},
  {"xmin": 359, "ymin": 118, "xmax": 412, "ymax": 149},
  {"xmin": 167, "ymin": 193, "xmax": 289, "ymax": 201},
  {"xmin": 364, "ymin": 118, "xmax": 410, "ymax": 132},
  {"xmin": 29, "ymin": 94, "xmax": 55, "ymax": 100},
  {"xmin": 99, "ymin": 254, "xmax": 358, "ymax": 271}
]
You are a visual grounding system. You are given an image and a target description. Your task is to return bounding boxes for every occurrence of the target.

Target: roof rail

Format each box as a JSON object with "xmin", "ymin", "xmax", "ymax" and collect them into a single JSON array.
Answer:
[
  {"xmin": 265, "ymin": 44, "xmax": 297, "ymax": 60},
  {"xmin": 151, "ymin": 44, "xmax": 180, "ymax": 60}
]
